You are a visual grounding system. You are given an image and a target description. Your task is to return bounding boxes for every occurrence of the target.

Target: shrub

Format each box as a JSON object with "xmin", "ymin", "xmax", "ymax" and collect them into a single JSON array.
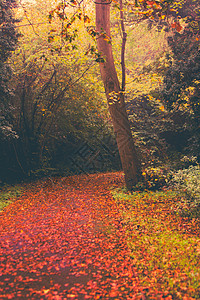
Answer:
[
  {"xmin": 133, "ymin": 166, "xmax": 170, "ymax": 191},
  {"xmin": 171, "ymin": 165, "xmax": 200, "ymax": 207}
]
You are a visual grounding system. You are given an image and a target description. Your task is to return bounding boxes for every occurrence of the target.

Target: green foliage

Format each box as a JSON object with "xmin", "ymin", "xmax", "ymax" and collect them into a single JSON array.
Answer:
[
  {"xmin": 171, "ymin": 164, "xmax": 200, "ymax": 207},
  {"xmin": 161, "ymin": 0, "xmax": 200, "ymax": 160},
  {"xmin": 126, "ymin": 94, "xmax": 171, "ymax": 168},
  {"xmin": 163, "ymin": 32, "xmax": 200, "ymax": 118}
]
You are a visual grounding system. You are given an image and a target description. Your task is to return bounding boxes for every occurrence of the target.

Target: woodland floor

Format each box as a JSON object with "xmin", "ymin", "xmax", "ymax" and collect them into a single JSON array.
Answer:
[{"xmin": 0, "ymin": 172, "xmax": 199, "ymax": 300}]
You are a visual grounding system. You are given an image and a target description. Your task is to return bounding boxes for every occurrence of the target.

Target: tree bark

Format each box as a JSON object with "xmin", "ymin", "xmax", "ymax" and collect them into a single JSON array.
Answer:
[{"xmin": 95, "ymin": 1, "xmax": 141, "ymax": 190}]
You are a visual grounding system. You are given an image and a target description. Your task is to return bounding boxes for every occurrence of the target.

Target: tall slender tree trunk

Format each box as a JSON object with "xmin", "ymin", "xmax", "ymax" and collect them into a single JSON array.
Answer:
[{"xmin": 96, "ymin": 1, "xmax": 141, "ymax": 190}]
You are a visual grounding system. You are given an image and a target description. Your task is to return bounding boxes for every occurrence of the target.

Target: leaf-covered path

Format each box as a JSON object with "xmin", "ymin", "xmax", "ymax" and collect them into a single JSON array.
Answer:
[{"xmin": 0, "ymin": 172, "xmax": 144, "ymax": 299}]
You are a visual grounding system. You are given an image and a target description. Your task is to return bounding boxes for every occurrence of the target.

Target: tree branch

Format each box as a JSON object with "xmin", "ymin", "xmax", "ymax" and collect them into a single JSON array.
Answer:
[{"xmin": 120, "ymin": 0, "xmax": 127, "ymax": 92}]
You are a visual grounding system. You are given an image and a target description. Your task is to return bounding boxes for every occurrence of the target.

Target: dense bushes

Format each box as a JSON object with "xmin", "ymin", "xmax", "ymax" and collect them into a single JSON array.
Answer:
[
  {"xmin": 126, "ymin": 94, "xmax": 171, "ymax": 168},
  {"xmin": 171, "ymin": 164, "xmax": 200, "ymax": 207},
  {"xmin": 0, "ymin": 59, "xmax": 117, "ymax": 181}
]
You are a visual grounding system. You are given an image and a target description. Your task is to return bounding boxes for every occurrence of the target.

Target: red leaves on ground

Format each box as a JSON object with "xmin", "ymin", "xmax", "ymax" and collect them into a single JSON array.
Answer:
[
  {"xmin": 1, "ymin": 172, "xmax": 199, "ymax": 299},
  {"xmin": 0, "ymin": 172, "xmax": 143, "ymax": 299}
]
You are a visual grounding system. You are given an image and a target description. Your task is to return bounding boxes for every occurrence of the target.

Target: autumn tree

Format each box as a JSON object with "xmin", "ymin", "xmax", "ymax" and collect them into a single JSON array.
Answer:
[
  {"xmin": 94, "ymin": 0, "xmax": 176, "ymax": 189},
  {"xmin": 95, "ymin": 0, "xmax": 141, "ymax": 190},
  {"xmin": 48, "ymin": 0, "xmax": 178, "ymax": 190}
]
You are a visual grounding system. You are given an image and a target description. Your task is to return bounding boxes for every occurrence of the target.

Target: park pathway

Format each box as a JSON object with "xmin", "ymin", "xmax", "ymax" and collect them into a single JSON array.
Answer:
[{"xmin": 0, "ymin": 172, "xmax": 144, "ymax": 299}]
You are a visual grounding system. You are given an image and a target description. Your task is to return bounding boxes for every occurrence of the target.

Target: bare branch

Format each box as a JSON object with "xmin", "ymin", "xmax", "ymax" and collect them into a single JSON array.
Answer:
[
  {"xmin": 19, "ymin": 0, "xmax": 39, "ymax": 36},
  {"xmin": 119, "ymin": 0, "xmax": 127, "ymax": 92},
  {"xmin": 15, "ymin": 22, "xmax": 48, "ymax": 28}
]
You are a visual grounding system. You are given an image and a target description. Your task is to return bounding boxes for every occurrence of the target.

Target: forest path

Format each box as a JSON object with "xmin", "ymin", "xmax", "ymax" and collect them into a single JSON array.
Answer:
[{"xmin": 0, "ymin": 172, "xmax": 143, "ymax": 299}]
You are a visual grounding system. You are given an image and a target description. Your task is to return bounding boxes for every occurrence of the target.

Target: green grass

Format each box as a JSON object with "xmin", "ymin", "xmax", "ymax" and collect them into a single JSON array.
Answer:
[
  {"xmin": 112, "ymin": 188, "xmax": 200, "ymax": 299},
  {"xmin": 0, "ymin": 184, "xmax": 23, "ymax": 211}
]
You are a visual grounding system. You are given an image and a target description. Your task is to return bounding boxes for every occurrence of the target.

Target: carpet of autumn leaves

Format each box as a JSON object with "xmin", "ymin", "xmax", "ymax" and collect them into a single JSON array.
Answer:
[{"xmin": 0, "ymin": 172, "xmax": 199, "ymax": 299}]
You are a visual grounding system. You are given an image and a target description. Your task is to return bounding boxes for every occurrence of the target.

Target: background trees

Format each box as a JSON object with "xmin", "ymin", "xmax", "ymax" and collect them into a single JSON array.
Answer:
[
  {"xmin": 0, "ymin": 0, "xmax": 199, "ymax": 192},
  {"xmin": 162, "ymin": 0, "xmax": 200, "ymax": 161},
  {"xmin": 0, "ymin": 0, "xmax": 120, "ymax": 182}
]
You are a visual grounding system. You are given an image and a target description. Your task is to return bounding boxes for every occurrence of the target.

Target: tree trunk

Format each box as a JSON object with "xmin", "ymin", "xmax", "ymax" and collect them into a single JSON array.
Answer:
[{"xmin": 95, "ymin": 1, "xmax": 141, "ymax": 190}]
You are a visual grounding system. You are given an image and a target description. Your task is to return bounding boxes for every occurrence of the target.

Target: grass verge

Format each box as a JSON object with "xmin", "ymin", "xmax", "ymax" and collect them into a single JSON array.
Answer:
[
  {"xmin": 112, "ymin": 188, "xmax": 200, "ymax": 299},
  {"xmin": 0, "ymin": 184, "xmax": 24, "ymax": 211}
]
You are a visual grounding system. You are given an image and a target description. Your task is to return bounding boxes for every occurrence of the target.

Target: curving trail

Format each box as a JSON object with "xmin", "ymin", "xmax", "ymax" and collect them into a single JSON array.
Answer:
[{"xmin": 0, "ymin": 172, "xmax": 144, "ymax": 299}]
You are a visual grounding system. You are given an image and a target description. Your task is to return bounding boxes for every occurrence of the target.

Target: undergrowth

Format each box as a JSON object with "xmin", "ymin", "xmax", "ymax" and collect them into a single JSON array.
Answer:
[{"xmin": 171, "ymin": 165, "xmax": 200, "ymax": 206}]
